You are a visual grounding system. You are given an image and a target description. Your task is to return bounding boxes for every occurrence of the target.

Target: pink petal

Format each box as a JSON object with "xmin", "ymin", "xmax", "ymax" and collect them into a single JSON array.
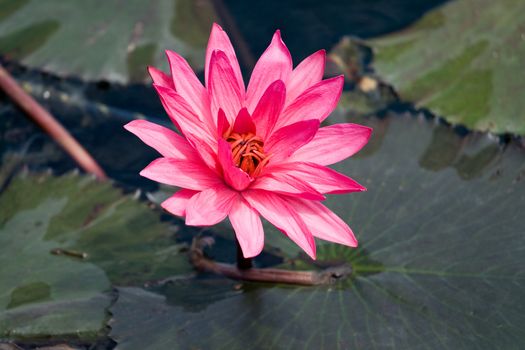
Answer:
[
  {"xmin": 289, "ymin": 123, "xmax": 372, "ymax": 165},
  {"xmin": 251, "ymin": 80, "xmax": 286, "ymax": 140},
  {"xmin": 147, "ymin": 66, "xmax": 174, "ymax": 89},
  {"xmin": 165, "ymin": 50, "xmax": 212, "ymax": 126},
  {"xmin": 124, "ymin": 120, "xmax": 198, "ymax": 160},
  {"xmin": 243, "ymin": 190, "xmax": 316, "ymax": 259},
  {"xmin": 287, "ymin": 198, "xmax": 357, "ymax": 247},
  {"xmin": 285, "ymin": 49, "xmax": 325, "ymax": 106},
  {"xmin": 140, "ymin": 158, "xmax": 221, "ymax": 190},
  {"xmin": 217, "ymin": 109, "xmax": 231, "ymax": 138},
  {"xmin": 277, "ymin": 75, "xmax": 344, "ymax": 128},
  {"xmin": 186, "ymin": 136, "xmax": 220, "ymax": 174},
  {"xmin": 185, "ymin": 186, "xmax": 237, "ymax": 226},
  {"xmin": 208, "ymin": 50, "xmax": 244, "ymax": 124},
  {"xmin": 245, "ymin": 31, "xmax": 292, "ymax": 112},
  {"xmin": 153, "ymin": 85, "xmax": 218, "ymax": 171},
  {"xmin": 153, "ymin": 91, "xmax": 217, "ymax": 170},
  {"xmin": 232, "ymin": 107, "xmax": 256, "ymax": 135},
  {"xmin": 153, "ymin": 84, "xmax": 215, "ymax": 144},
  {"xmin": 265, "ymin": 119, "xmax": 320, "ymax": 162},
  {"xmin": 205, "ymin": 23, "xmax": 245, "ymax": 93},
  {"xmin": 265, "ymin": 162, "xmax": 366, "ymax": 194},
  {"xmin": 218, "ymin": 139, "xmax": 252, "ymax": 191},
  {"xmin": 161, "ymin": 189, "xmax": 197, "ymax": 217},
  {"xmin": 251, "ymin": 172, "xmax": 325, "ymax": 200},
  {"xmin": 229, "ymin": 198, "xmax": 264, "ymax": 258}
]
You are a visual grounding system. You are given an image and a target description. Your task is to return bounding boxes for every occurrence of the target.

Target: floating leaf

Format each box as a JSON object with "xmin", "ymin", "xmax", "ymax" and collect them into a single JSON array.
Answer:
[
  {"xmin": 110, "ymin": 113, "xmax": 525, "ymax": 349},
  {"xmin": 0, "ymin": 0, "xmax": 216, "ymax": 82},
  {"xmin": 0, "ymin": 172, "xmax": 190, "ymax": 340},
  {"xmin": 370, "ymin": 0, "xmax": 525, "ymax": 134},
  {"xmin": 0, "ymin": 175, "xmax": 110, "ymax": 340}
]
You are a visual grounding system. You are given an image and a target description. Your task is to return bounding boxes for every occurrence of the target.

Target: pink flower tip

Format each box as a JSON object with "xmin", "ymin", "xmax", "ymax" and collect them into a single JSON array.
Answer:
[
  {"xmin": 212, "ymin": 22, "xmax": 224, "ymax": 31},
  {"xmin": 272, "ymin": 29, "xmax": 285, "ymax": 44},
  {"xmin": 123, "ymin": 120, "xmax": 135, "ymax": 131}
]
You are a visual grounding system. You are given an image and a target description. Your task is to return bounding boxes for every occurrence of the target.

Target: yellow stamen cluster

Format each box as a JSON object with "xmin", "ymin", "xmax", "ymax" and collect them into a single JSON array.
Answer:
[{"xmin": 226, "ymin": 132, "xmax": 269, "ymax": 176}]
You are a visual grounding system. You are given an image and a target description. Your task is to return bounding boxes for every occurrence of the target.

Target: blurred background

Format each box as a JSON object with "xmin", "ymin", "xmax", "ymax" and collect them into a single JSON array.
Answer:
[{"xmin": 0, "ymin": 1, "xmax": 524, "ymax": 349}]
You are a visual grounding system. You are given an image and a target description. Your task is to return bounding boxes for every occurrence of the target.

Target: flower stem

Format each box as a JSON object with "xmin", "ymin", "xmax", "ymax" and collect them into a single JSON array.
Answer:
[
  {"xmin": 236, "ymin": 240, "xmax": 253, "ymax": 270},
  {"xmin": 190, "ymin": 237, "xmax": 352, "ymax": 286}
]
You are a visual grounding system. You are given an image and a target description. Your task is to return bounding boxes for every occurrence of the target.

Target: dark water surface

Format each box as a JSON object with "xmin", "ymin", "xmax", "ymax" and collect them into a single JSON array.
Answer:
[{"xmin": 225, "ymin": 0, "xmax": 448, "ymax": 61}]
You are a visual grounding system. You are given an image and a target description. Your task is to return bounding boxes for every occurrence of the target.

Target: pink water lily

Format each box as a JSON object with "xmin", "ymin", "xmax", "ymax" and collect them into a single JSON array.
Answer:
[{"xmin": 125, "ymin": 24, "xmax": 371, "ymax": 259}]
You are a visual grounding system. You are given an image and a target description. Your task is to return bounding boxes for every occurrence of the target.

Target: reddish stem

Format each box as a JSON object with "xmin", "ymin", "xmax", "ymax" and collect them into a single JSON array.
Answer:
[
  {"xmin": 236, "ymin": 240, "xmax": 253, "ymax": 270},
  {"xmin": 191, "ymin": 237, "xmax": 352, "ymax": 286},
  {"xmin": 0, "ymin": 65, "xmax": 107, "ymax": 180}
]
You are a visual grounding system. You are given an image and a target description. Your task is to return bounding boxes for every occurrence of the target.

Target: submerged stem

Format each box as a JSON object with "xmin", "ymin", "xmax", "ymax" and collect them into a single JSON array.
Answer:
[{"xmin": 0, "ymin": 65, "xmax": 107, "ymax": 180}]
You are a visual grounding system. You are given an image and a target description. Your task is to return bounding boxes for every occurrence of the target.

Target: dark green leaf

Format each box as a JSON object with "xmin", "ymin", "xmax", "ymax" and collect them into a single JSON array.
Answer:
[
  {"xmin": 370, "ymin": 0, "xmax": 525, "ymax": 134},
  {"xmin": 0, "ymin": 0, "xmax": 216, "ymax": 82},
  {"xmin": 0, "ymin": 172, "xmax": 190, "ymax": 340}
]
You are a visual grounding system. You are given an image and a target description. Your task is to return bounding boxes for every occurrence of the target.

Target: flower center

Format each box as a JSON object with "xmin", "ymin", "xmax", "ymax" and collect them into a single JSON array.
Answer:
[{"xmin": 226, "ymin": 132, "xmax": 269, "ymax": 176}]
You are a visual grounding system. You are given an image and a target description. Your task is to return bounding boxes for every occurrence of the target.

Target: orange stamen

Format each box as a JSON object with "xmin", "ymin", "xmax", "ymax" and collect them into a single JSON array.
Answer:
[
  {"xmin": 253, "ymin": 154, "xmax": 272, "ymax": 177},
  {"xmin": 226, "ymin": 131, "xmax": 268, "ymax": 176}
]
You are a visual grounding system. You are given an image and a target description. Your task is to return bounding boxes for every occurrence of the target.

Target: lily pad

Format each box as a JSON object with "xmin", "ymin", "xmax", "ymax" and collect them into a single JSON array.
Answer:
[
  {"xmin": 0, "ymin": 172, "xmax": 190, "ymax": 340},
  {"xmin": 110, "ymin": 113, "xmax": 525, "ymax": 349},
  {"xmin": 0, "ymin": 0, "xmax": 216, "ymax": 82},
  {"xmin": 0, "ymin": 174, "xmax": 110, "ymax": 340},
  {"xmin": 370, "ymin": 0, "xmax": 525, "ymax": 135}
]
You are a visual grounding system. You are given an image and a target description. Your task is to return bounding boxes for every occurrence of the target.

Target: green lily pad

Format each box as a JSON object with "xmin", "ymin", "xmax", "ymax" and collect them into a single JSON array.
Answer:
[
  {"xmin": 110, "ymin": 113, "xmax": 525, "ymax": 349},
  {"xmin": 0, "ymin": 0, "xmax": 216, "ymax": 82},
  {"xmin": 370, "ymin": 0, "xmax": 525, "ymax": 135},
  {"xmin": 0, "ymin": 172, "xmax": 190, "ymax": 341},
  {"xmin": 0, "ymin": 174, "xmax": 110, "ymax": 340}
]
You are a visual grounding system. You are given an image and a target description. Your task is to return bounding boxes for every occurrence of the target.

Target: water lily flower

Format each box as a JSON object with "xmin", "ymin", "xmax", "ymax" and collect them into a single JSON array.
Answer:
[{"xmin": 125, "ymin": 24, "xmax": 371, "ymax": 259}]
